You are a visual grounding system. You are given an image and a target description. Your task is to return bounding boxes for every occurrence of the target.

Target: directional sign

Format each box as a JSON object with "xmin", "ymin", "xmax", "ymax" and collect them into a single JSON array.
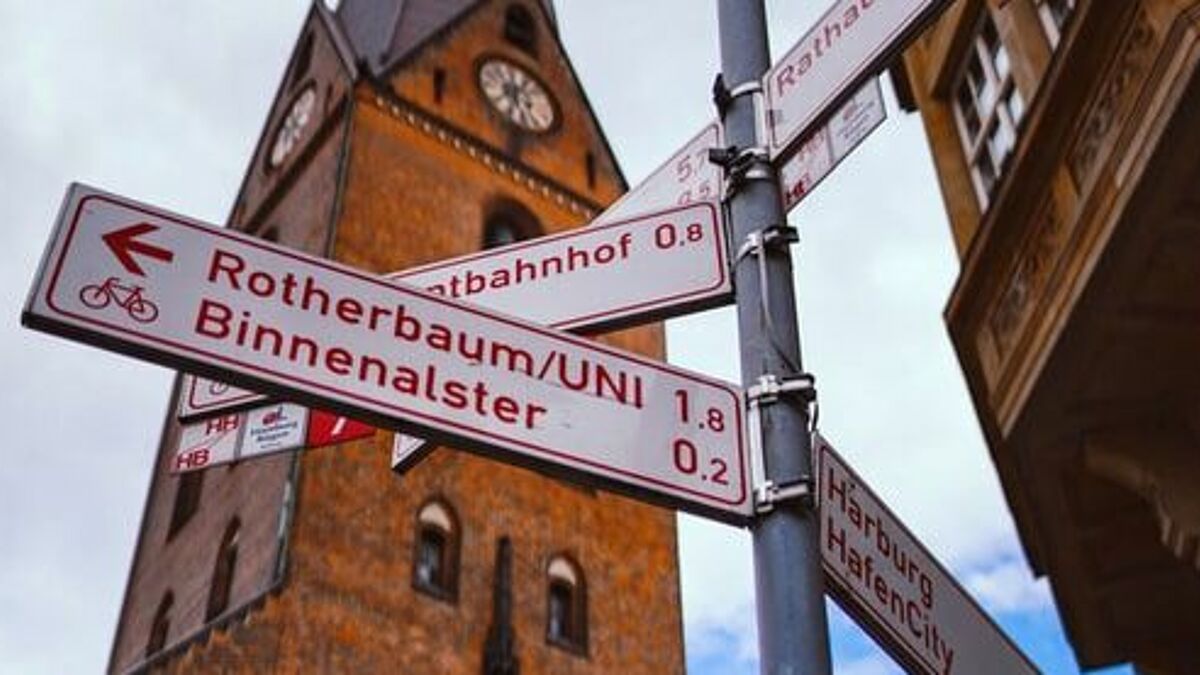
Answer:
[
  {"xmin": 177, "ymin": 200, "xmax": 729, "ymax": 421},
  {"xmin": 25, "ymin": 184, "xmax": 751, "ymax": 522},
  {"xmin": 179, "ymin": 374, "xmax": 264, "ymax": 420},
  {"xmin": 173, "ymin": 413, "xmax": 243, "ymax": 473},
  {"xmin": 816, "ymin": 434, "xmax": 1038, "ymax": 674},
  {"xmin": 781, "ymin": 78, "xmax": 886, "ymax": 212},
  {"xmin": 600, "ymin": 124, "xmax": 723, "ymax": 223},
  {"xmin": 244, "ymin": 403, "xmax": 308, "ymax": 458},
  {"xmin": 171, "ymin": 403, "xmax": 309, "ymax": 473},
  {"xmin": 391, "ymin": 432, "xmax": 429, "ymax": 473},
  {"xmin": 765, "ymin": 0, "xmax": 948, "ymax": 160},
  {"xmin": 307, "ymin": 409, "xmax": 375, "ymax": 449}
]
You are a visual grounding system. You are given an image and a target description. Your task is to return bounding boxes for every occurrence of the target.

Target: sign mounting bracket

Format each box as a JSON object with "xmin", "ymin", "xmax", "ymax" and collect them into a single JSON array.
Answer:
[{"xmin": 746, "ymin": 373, "xmax": 818, "ymax": 513}]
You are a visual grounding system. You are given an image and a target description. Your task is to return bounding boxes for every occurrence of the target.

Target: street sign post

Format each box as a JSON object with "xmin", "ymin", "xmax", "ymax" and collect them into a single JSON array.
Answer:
[
  {"xmin": 24, "ymin": 184, "xmax": 750, "ymax": 523},
  {"xmin": 765, "ymin": 0, "xmax": 948, "ymax": 161},
  {"xmin": 816, "ymin": 434, "xmax": 1039, "ymax": 674},
  {"xmin": 718, "ymin": 0, "xmax": 834, "ymax": 670},
  {"xmin": 177, "ymin": 199, "xmax": 730, "ymax": 421},
  {"xmin": 781, "ymin": 78, "xmax": 887, "ymax": 212}
]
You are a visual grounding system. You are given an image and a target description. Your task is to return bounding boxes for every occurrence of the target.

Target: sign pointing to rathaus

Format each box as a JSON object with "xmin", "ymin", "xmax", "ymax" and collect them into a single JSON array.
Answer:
[{"xmin": 23, "ymin": 184, "xmax": 751, "ymax": 523}]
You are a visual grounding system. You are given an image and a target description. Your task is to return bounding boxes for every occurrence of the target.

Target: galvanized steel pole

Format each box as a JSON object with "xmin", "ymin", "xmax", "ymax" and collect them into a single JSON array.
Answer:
[{"xmin": 716, "ymin": 1, "xmax": 832, "ymax": 673}]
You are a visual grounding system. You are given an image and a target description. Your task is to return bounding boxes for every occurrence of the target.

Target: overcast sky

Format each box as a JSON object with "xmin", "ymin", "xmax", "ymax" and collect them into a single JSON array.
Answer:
[{"xmin": 0, "ymin": 1, "xmax": 1133, "ymax": 673}]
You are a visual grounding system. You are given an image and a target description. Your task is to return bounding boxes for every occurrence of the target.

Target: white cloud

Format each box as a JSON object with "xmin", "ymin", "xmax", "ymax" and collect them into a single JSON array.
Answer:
[{"xmin": 963, "ymin": 557, "xmax": 1055, "ymax": 615}]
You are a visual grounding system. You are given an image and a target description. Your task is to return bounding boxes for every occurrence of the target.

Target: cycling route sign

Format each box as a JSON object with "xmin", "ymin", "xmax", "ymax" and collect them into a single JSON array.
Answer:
[{"xmin": 23, "ymin": 184, "xmax": 752, "ymax": 524}]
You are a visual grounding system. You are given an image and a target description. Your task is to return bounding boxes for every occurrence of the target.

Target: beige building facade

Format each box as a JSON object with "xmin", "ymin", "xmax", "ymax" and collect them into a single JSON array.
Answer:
[{"xmin": 897, "ymin": 0, "xmax": 1200, "ymax": 671}]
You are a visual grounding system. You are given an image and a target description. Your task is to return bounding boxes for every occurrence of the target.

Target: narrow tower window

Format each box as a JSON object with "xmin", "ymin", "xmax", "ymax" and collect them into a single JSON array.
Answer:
[
  {"xmin": 433, "ymin": 68, "xmax": 447, "ymax": 104},
  {"xmin": 145, "ymin": 591, "xmax": 173, "ymax": 657},
  {"xmin": 546, "ymin": 555, "xmax": 587, "ymax": 654},
  {"xmin": 205, "ymin": 518, "xmax": 241, "ymax": 621},
  {"xmin": 413, "ymin": 499, "xmax": 460, "ymax": 601},
  {"xmin": 585, "ymin": 152, "xmax": 597, "ymax": 190},
  {"xmin": 503, "ymin": 4, "xmax": 538, "ymax": 56},
  {"xmin": 167, "ymin": 471, "xmax": 203, "ymax": 540}
]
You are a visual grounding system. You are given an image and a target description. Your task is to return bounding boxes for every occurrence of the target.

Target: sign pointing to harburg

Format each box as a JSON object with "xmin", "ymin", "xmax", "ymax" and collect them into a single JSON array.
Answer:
[
  {"xmin": 816, "ymin": 434, "xmax": 1039, "ymax": 675},
  {"xmin": 24, "ymin": 184, "xmax": 751, "ymax": 523}
]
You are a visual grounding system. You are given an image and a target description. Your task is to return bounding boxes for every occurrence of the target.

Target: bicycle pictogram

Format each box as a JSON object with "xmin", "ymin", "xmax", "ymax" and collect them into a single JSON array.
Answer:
[{"xmin": 79, "ymin": 276, "xmax": 160, "ymax": 323}]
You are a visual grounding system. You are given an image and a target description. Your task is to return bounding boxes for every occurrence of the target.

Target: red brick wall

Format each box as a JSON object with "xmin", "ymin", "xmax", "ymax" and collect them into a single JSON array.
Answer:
[{"xmin": 113, "ymin": 3, "xmax": 685, "ymax": 672}]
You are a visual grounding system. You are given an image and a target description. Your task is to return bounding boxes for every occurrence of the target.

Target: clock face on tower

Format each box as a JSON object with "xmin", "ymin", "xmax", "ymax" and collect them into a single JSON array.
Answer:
[
  {"xmin": 269, "ymin": 84, "xmax": 317, "ymax": 168},
  {"xmin": 477, "ymin": 57, "xmax": 557, "ymax": 133}
]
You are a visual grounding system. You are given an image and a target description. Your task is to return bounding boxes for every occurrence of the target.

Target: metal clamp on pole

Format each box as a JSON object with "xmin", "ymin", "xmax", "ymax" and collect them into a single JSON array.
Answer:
[
  {"xmin": 746, "ymin": 373, "xmax": 818, "ymax": 513},
  {"xmin": 709, "ymin": 144, "xmax": 773, "ymax": 198},
  {"xmin": 733, "ymin": 224, "xmax": 798, "ymax": 266},
  {"xmin": 754, "ymin": 477, "xmax": 814, "ymax": 513},
  {"xmin": 746, "ymin": 372, "xmax": 816, "ymax": 405},
  {"xmin": 712, "ymin": 74, "xmax": 763, "ymax": 119},
  {"xmin": 734, "ymin": 232, "xmax": 803, "ymax": 376}
]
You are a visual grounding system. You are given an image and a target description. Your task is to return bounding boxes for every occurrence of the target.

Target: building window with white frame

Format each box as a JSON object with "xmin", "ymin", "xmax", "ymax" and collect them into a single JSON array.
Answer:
[
  {"xmin": 952, "ymin": 11, "xmax": 1025, "ymax": 209},
  {"xmin": 545, "ymin": 554, "xmax": 587, "ymax": 654},
  {"xmin": 1038, "ymin": 0, "xmax": 1077, "ymax": 49},
  {"xmin": 412, "ymin": 499, "xmax": 460, "ymax": 602}
]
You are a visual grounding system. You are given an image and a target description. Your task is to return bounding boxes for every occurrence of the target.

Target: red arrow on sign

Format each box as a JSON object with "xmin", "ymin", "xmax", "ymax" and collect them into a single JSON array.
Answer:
[{"xmin": 102, "ymin": 222, "xmax": 174, "ymax": 277}]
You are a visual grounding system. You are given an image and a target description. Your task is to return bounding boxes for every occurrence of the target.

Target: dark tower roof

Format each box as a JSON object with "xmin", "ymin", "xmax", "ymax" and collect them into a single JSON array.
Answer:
[{"xmin": 335, "ymin": 0, "xmax": 556, "ymax": 76}]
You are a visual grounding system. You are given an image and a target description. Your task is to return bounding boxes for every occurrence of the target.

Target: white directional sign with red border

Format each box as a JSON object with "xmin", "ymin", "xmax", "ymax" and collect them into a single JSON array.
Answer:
[
  {"xmin": 179, "ymin": 373, "xmax": 264, "ymax": 419},
  {"xmin": 780, "ymin": 78, "xmax": 886, "ymax": 212},
  {"xmin": 178, "ymin": 200, "xmax": 730, "ymax": 421},
  {"xmin": 172, "ymin": 403, "xmax": 311, "ymax": 473},
  {"xmin": 600, "ymin": 124, "xmax": 723, "ymax": 223},
  {"xmin": 765, "ymin": 0, "xmax": 948, "ymax": 161},
  {"xmin": 174, "ymin": 413, "xmax": 243, "ymax": 473},
  {"xmin": 816, "ymin": 434, "xmax": 1038, "ymax": 674},
  {"xmin": 25, "ymin": 185, "xmax": 751, "ymax": 522}
]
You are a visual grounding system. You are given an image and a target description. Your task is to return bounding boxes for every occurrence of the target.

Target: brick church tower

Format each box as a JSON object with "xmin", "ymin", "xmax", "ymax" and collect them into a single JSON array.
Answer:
[{"xmin": 106, "ymin": 2, "xmax": 684, "ymax": 672}]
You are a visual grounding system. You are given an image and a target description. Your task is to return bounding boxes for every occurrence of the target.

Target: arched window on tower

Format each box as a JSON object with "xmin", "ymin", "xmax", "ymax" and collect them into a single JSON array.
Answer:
[
  {"xmin": 482, "ymin": 199, "xmax": 541, "ymax": 250},
  {"xmin": 145, "ymin": 591, "xmax": 173, "ymax": 657},
  {"xmin": 546, "ymin": 554, "xmax": 587, "ymax": 654},
  {"xmin": 205, "ymin": 518, "xmax": 241, "ymax": 621},
  {"xmin": 503, "ymin": 4, "xmax": 538, "ymax": 56},
  {"xmin": 167, "ymin": 471, "xmax": 202, "ymax": 540},
  {"xmin": 413, "ymin": 499, "xmax": 460, "ymax": 601}
]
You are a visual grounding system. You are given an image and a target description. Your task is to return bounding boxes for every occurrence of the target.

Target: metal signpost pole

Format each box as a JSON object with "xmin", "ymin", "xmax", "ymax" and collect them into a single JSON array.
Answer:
[{"xmin": 716, "ymin": 1, "xmax": 832, "ymax": 673}]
